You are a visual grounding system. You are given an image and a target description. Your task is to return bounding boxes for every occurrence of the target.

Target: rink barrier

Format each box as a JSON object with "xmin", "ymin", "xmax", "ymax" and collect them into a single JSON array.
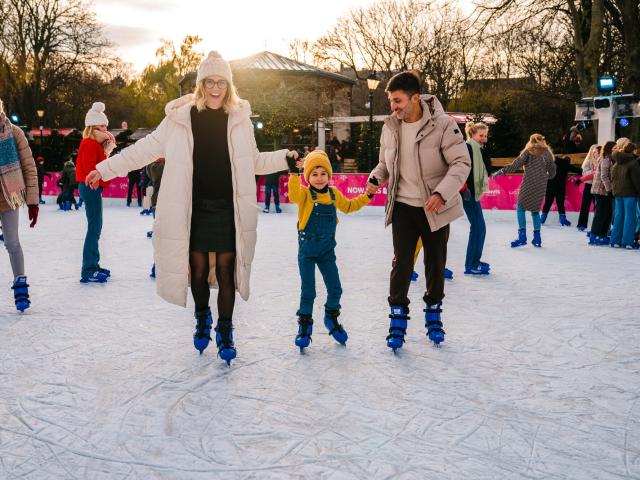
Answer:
[{"xmin": 42, "ymin": 173, "xmax": 589, "ymax": 212}]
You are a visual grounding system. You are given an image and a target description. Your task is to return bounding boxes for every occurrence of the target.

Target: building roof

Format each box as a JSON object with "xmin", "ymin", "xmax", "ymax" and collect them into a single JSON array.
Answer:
[{"xmin": 179, "ymin": 51, "xmax": 355, "ymax": 87}]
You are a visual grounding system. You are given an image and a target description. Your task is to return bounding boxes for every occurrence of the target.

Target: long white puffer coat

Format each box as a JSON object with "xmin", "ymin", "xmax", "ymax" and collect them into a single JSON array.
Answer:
[{"xmin": 96, "ymin": 94, "xmax": 289, "ymax": 307}]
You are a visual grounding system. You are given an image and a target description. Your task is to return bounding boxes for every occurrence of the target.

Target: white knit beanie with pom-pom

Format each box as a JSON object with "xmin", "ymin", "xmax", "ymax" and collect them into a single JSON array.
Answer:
[
  {"xmin": 196, "ymin": 51, "xmax": 232, "ymax": 84},
  {"xmin": 85, "ymin": 102, "xmax": 109, "ymax": 127}
]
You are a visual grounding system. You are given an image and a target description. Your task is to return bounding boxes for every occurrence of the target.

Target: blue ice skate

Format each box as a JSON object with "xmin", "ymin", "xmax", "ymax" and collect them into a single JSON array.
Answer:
[
  {"xmin": 444, "ymin": 268, "xmax": 454, "ymax": 280},
  {"xmin": 424, "ymin": 303, "xmax": 445, "ymax": 346},
  {"xmin": 540, "ymin": 213, "xmax": 547, "ymax": 224},
  {"xmin": 80, "ymin": 271, "xmax": 108, "ymax": 283},
  {"xmin": 479, "ymin": 261, "xmax": 491, "ymax": 272},
  {"xmin": 193, "ymin": 307, "xmax": 213, "ymax": 354},
  {"xmin": 464, "ymin": 265, "xmax": 489, "ymax": 275},
  {"xmin": 559, "ymin": 214, "xmax": 571, "ymax": 226},
  {"xmin": 215, "ymin": 318, "xmax": 237, "ymax": 366},
  {"xmin": 532, "ymin": 230, "xmax": 542, "ymax": 247},
  {"xmin": 577, "ymin": 226, "xmax": 586, "ymax": 232},
  {"xmin": 12, "ymin": 276, "xmax": 30, "ymax": 312},
  {"xmin": 146, "ymin": 230, "xmax": 153, "ymax": 238},
  {"xmin": 387, "ymin": 305, "xmax": 409, "ymax": 352},
  {"xmin": 98, "ymin": 267, "xmax": 111, "ymax": 278},
  {"xmin": 150, "ymin": 264, "xmax": 156, "ymax": 278},
  {"xmin": 510, "ymin": 228, "xmax": 527, "ymax": 248},
  {"xmin": 324, "ymin": 310, "xmax": 348, "ymax": 345},
  {"xmin": 411, "ymin": 270, "xmax": 419, "ymax": 281},
  {"xmin": 295, "ymin": 314, "xmax": 313, "ymax": 352}
]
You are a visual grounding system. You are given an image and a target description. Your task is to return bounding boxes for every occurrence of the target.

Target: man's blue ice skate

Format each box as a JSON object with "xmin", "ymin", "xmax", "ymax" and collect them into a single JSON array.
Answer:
[
  {"xmin": 215, "ymin": 318, "xmax": 237, "ymax": 366},
  {"xmin": 193, "ymin": 307, "xmax": 213, "ymax": 354},
  {"xmin": 80, "ymin": 271, "xmax": 108, "ymax": 283},
  {"xmin": 387, "ymin": 305, "xmax": 409, "ymax": 352},
  {"xmin": 324, "ymin": 310, "xmax": 348, "ymax": 345},
  {"xmin": 12, "ymin": 276, "xmax": 30, "ymax": 312},
  {"xmin": 511, "ymin": 228, "xmax": 527, "ymax": 247},
  {"xmin": 479, "ymin": 261, "xmax": 491, "ymax": 272},
  {"xmin": 295, "ymin": 314, "xmax": 313, "ymax": 352},
  {"xmin": 424, "ymin": 303, "xmax": 445, "ymax": 346}
]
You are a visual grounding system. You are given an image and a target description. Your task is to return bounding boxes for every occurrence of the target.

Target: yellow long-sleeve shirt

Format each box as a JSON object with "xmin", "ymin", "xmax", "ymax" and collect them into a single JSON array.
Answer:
[{"xmin": 288, "ymin": 174, "xmax": 372, "ymax": 231}]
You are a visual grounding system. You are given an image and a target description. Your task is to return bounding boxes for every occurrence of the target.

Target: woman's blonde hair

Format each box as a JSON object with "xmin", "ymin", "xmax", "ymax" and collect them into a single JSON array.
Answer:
[
  {"xmin": 582, "ymin": 144, "xmax": 600, "ymax": 169},
  {"xmin": 465, "ymin": 121, "xmax": 489, "ymax": 138},
  {"xmin": 522, "ymin": 133, "xmax": 553, "ymax": 156},
  {"xmin": 83, "ymin": 126, "xmax": 100, "ymax": 139},
  {"xmin": 193, "ymin": 78, "xmax": 240, "ymax": 113},
  {"xmin": 616, "ymin": 137, "xmax": 631, "ymax": 151}
]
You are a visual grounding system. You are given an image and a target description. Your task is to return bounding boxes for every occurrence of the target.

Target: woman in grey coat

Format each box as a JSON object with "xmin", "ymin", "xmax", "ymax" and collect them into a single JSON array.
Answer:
[{"xmin": 493, "ymin": 133, "xmax": 556, "ymax": 247}]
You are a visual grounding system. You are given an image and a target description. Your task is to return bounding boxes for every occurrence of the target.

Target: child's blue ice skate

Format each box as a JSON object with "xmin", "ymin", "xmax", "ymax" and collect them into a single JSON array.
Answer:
[
  {"xmin": 12, "ymin": 276, "xmax": 30, "ymax": 312},
  {"xmin": 215, "ymin": 318, "xmax": 237, "ymax": 366},
  {"xmin": 193, "ymin": 307, "xmax": 213, "ymax": 354},
  {"xmin": 424, "ymin": 303, "xmax": 445, "ymax": 346},
  {"xmin": 510, "ymin": 228, "xmax": 527, "ymax": 247},
  {"xmin": 387, "ymin": 305, "xmax": 409, "ymax": 352},
  {"xmin": 324, "ymin": 310, "xmax": 348, "ymax": 345},
  {"xmin": 295, "ymin": 314, "xmax": 313, "ymax": 352},
  {"xmin": 532, "ymin": 230, "xmax": 542, "ymax": 247}
]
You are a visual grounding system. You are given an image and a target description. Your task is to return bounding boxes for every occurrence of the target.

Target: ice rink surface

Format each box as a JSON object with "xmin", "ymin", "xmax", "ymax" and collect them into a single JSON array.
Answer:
[{"xmin": 1, "ymin": 200, "xmax": 639, "ymax": 479}]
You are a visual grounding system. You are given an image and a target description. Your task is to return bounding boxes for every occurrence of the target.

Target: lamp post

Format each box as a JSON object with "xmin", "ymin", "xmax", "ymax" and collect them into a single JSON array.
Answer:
[
  {"xmin": 366, "ymin": 72, "xmax": 380, "ymax": 170},
  {"xmin": 36, "ymin": 109, "xmax": 45, "ymax": 157}
]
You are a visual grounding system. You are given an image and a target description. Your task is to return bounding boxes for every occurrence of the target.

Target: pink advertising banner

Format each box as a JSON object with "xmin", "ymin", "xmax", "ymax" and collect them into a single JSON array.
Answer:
[{"xmin": 44, "ymin": 173, "xmax": 586, "ymax": 212}]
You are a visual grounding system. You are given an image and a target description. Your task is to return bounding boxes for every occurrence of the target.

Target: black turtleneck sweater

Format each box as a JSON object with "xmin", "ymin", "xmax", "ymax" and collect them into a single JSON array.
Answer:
[{"xmin": 190, "ymin": 106, "xmax": 233, "ymax": 203}]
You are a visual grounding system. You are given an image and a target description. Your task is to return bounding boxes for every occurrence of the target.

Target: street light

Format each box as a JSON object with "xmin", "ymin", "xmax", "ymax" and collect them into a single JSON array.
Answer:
[
  {"xmin": 36, "ymin": 109, "xmax": 45, "ymax": 157},
  {"xmin": 367, "ymin": 72, "xmax": 380, "ymax": 170}
]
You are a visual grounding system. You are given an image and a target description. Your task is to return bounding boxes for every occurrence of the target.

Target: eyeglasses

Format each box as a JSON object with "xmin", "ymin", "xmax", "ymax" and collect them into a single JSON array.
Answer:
[{"xmin": 204, "ymin": 79, "xmax": 228, "ymax": 89}]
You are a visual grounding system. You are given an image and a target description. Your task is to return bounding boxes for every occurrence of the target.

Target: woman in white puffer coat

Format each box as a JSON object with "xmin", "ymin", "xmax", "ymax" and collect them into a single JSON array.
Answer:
[{"xmin": 86, "ymin": 52, "xmax": 299, "ymax": 366}]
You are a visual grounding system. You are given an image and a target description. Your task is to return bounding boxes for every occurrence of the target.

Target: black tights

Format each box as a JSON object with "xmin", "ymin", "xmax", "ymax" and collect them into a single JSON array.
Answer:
[{"xmin": 189, "ymin": 250, "xmax": 236, "ymax": 319}]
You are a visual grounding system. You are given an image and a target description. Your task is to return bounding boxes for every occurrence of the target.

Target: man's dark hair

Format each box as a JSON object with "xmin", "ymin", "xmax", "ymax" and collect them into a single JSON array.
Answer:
[{"xmin": 385, "ymin": 71, "xmax": 421, "ymax": 96}]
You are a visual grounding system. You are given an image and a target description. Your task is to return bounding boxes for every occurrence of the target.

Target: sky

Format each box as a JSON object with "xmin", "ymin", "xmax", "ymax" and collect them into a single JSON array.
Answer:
[{"xmin": 94, "ymin": 0, "xmax": 474, "ymax": 74}]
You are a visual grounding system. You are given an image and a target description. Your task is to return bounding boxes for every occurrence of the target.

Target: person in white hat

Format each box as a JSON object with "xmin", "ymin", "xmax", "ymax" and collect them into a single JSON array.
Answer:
[
  {"xmin": 85, "ymin": 51, "xmax": 300, "ymax": 366},
  {"xmin": 75, "ymin": 102, "xmax": 116, "ymax": 284}
]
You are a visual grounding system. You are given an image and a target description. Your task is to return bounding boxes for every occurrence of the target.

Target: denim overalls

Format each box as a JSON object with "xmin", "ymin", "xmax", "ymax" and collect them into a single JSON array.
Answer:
[{"xmin": 297, "ymin": 188, "xmax": 343, "ymax": 316}]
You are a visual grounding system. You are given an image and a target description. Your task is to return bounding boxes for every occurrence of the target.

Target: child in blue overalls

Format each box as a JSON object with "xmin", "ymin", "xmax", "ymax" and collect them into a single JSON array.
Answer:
[{"xmin": 288, "ymin": 150, "xmax": 373, "ymax": 352}]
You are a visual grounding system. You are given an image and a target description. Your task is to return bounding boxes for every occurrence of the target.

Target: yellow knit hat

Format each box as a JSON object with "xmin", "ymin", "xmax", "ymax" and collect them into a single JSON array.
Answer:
[{"xmin": 303, "ymin": 150, "xmax": 332, "ymax": 182}]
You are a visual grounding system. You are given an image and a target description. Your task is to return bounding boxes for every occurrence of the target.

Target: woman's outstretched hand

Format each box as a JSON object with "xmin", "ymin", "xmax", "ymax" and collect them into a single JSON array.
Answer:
[{"xmin": 85, "ymin": 170, "xmax": 102, "ymax": 189}]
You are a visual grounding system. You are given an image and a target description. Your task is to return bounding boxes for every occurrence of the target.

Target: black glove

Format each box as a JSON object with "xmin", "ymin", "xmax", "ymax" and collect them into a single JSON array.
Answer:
[
  {"xmin": 367, "ymin": 176, "xmax": 379, "ymax": 198},
  {"xmin": 286, "ymin": 155, "xmax": 299, "ymax": 173}
]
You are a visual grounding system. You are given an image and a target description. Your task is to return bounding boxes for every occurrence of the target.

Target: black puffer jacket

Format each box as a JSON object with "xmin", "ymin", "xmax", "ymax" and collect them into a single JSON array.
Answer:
[{"xmin": 611, "ymin": 152, "xmax": 640, "ymax": 197}]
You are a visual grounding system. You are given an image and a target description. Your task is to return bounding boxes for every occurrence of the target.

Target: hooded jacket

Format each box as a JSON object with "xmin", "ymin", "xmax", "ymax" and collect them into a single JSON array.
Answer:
[
  {"xmin": 369, "ymin": 95, "xmax": 471, "ymax": 230},
  {"xmin": 96, "ymin": 94, "xmax": 289, "ymax": 307},
  {"xmin": 611, "ymin": 152, "xmax": 640, "ymax": 197}
]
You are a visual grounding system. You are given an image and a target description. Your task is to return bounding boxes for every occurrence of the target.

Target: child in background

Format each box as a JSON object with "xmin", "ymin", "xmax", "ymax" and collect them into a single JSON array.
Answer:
[
  {"xmin": 493, "ymin": 133, "xmax": 556, "ymax": 248},
  {"xmin": 411, "ymin": 239, "xmax": 454, "ymax": 281},
  {"xmin": 289, "ymin": 150, "xmax": 372, "ymax": 352}
]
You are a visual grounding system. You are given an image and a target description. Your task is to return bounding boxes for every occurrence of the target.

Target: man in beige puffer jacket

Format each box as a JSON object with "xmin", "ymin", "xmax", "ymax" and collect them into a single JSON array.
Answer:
[{"xmin": 365, "ymin": 71, "xmax": 471, "ymax": 351}]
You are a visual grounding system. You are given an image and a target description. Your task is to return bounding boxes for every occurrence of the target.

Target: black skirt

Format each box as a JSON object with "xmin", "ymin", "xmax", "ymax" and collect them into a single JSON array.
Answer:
[{"xmin": 190, "ymin": 198, "xmax": 236, "ymax": 252}]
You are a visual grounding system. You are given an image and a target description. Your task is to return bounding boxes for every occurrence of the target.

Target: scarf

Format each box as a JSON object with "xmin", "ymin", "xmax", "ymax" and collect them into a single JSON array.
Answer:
[
  {"xmin": 0, "ymin": 114, "xmax": 27, "ymax": 209},
  {"xmin": 467, "ymin": 138, "xmax": 488, "ymax": 201}
]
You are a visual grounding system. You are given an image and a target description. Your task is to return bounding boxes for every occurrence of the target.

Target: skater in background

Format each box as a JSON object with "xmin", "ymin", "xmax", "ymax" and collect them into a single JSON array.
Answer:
[
  {"xmin": 289, "ymin": 150, "xmax": 372, "ymax": 352},
  {"xmin": 461, "ymin": 121, "xmax": 492, "ymax": 274},
  {"xmin": 35, "ymin": 156, "xmax": 51, "ymax": 204},
  {"xmin": 540, "ymin": 154, "xmax": 582, "ymax": 226},
  {"xmin": 126, "ymin": 168, "xmax": 142, "ymax": 207},
  {"xmin": 609, "ymin": 142, "xmax": 640, "ymax": 248},
  {"xmin": 85, "ymin": 51, "xmax": 299, "ymax": 366},
  {"xmin": 365, "ymin": 71, "xmax": 471, "ymax": 351},
  {"xmin": 575, "ymin": 145, "xmax": 600, "ymax": 231},
  {"xmin": 588, "ymin": 141, "xmax": 615, "ymax": 245},
  {"xmin": 493, "ymin": 133, "xmax": 556, "ymax": 248},
  {"xmin": 76, "ymin": 102, "xmax": 116, "ymax": 284},
  {"xmin": 146, "ymin": 157, "xmax": 165, "ymax": 278},
  {"xmin": 59, "ymin": 156, "xmax": 79, "ymax": 210},
  {"xmin": 0, "ymin": 97, "xmax": 39, "ymax": 312},
  {"xmin": 262, "ymin": 169, "xmax": 286, "ymax": 213}
]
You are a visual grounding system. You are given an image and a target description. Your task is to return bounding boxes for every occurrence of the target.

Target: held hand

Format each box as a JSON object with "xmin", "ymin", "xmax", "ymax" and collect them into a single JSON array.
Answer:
[
  {"xmin": 424, "ymin": 193, "xmax": 445, "ymax": 213},
  {"xmin": 365, "ymin": 181, "xmax": 379, "ymax": 196},
  {"xmin": 27, "ymin": 205, "xmax": 39, "ymax": 228},
  {"xmin": 85, "ymin": 170, "xmax": 102, "ymax": 189}
]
